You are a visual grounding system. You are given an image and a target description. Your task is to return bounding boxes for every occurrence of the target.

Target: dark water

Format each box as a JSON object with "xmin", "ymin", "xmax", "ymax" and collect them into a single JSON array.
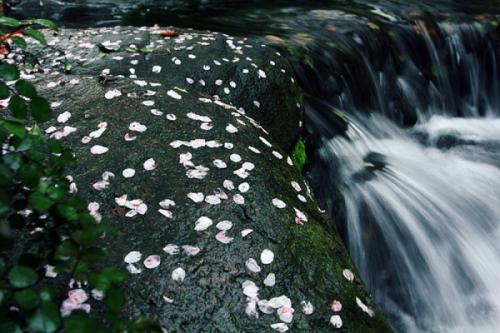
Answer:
[{"xmin": 10, "ymin": 1, "xmax": 500, "ymax": 332}]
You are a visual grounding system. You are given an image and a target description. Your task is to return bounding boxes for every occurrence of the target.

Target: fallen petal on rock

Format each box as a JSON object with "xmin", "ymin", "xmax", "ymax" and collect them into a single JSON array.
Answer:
[
  {"xmin": 182, "ymin": 245, "xmax": 200, "ymax": 256},
  {"xmin": 242, "ymin": 280, "xmax": 259, "ymax": 298},
  {"xmin": 124, "ymin": 251, "xmax": 142, "ymax": 264},
  {"xmin": 330, "ymin": 315, "xmax": 343, "ymax": 328},
  {"xmin": 270, "ymin": 323, "xmax": 288, "ymax": 332},
  {"xmin": 245, "ymin": 258, "xmax": 261, "ymax": 273},
  {"xmin": 272, "ymin": 198, "xmax": 286, "ymax": 209},
  {"xmin": 301, "ymin": 301, "xmax": 314, "ymax": 315},
  {"xmin": 343, "ymin": 269, "xmax": 354, "ymax": 282},
  {"xmin": 356, "ymin": 297, "xmax": 375, "ymax": 317},
  {"xmin": 143, "ymin": 158, "xmax": 157, "ymax": 171},
  {"xmin": 144, "ymin": 255, "xmax": 161, "ymax": 269},
  {"xmin": 172, "ymin": 267, "xmax": 186, "ymax": 282},
  {"xmin": 260, "ymin": 249, "xmax": 274, "ymax": 265},
  {"xmin": 187, "ymin": 192, "xmax": 204, "ymax": 203},
  {"xmin": 195, "ymin": 216, "xmax": 213, "ymax": 231},
  {"xmin": 241, "ymin": 229, "xmax": 253, "ymax": 237},
  {"xmin": 331, "ymin": 300, "xmax": 342, "ymax": 312},
  {"xmin": 215, "ymin": 230, "xmax": 234, "ymax": 244},
  {"xmin": 90, "ymin": 145, "xmax": 108, "ymax": 155},
  {"xmin": 163, "ymin": 244, "xmax": 179, "ymax": 255},
  {"xmin": 264, "ymin": 273, "xmax": 276, "ymax": 287}
]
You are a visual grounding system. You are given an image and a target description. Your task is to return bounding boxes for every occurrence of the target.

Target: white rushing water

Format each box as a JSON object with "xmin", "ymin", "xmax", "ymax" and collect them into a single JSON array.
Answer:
[{"xmin": 320, "ymin": 113, "xmax": 500, "ymax": 332}]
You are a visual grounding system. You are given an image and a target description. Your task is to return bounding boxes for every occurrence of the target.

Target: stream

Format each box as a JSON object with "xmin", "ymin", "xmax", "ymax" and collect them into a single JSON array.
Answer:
[{"xmin": 8, "ymin": 1, "xmax": 500, "ymax": 331}]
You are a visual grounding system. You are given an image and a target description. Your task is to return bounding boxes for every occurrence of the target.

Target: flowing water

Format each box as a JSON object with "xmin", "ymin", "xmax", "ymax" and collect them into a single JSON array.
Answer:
[{"xmin": 9, "ymin": 1, "xmax": 500, "ymax": 331}]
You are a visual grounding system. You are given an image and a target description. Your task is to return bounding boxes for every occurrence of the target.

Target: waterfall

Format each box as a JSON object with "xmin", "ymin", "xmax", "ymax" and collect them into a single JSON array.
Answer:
[{"xmin": 304, "ymin": 13, "xmax": 500, "ymax": 333}]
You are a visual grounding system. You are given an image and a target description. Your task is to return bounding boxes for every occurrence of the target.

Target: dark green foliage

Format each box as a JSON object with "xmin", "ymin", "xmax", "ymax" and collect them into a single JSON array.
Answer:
[{"xmin": 0, "ymin": 17, "xmax": 158, "ymax": 333}]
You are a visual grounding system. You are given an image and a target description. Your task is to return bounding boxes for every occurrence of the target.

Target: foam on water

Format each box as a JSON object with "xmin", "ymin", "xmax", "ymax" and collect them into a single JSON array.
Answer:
[{"xmin": 319, "ymin": 113, "xmax": 500, "ymax": 332}]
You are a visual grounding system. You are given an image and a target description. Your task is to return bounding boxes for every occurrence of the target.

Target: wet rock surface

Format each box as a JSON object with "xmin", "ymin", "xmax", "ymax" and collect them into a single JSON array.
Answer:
[
  {"xmin": 27, "ymin": 26, "xmax": 391, "ymax": 332},
  {"xmin": 32, "ymin": 26, "xmax": 303, "ymax": 152}
]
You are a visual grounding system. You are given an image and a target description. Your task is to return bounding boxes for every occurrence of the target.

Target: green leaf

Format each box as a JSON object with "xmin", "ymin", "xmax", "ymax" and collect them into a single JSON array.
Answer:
[
  {"xmin": 47, "ymin": 139, "xmax": 62, "ymax": 153},
  {"xmin": 29, "ymin": 96, "xmax": 52, "ymax": 123},
  {"xmin": 64, "ymin": 313, "xmax": 102, "ymax": 333},
  {"xmin": 28, "ymin": 303, "xmax": 61, "ymax": 333},
  {"xmin": 0, "ymin": 322, "xmax": 23, "ymax": 333},
  {"xmin": 54, "ymin": 241, "xmax": 77, "ymax": 261},
  {"xmin": 0, "ymin": 81, "xmax": 10, "ymax": 99},
  {"xmin": 3, "ymin": 152, "xmax": 22, "ymax": 170},
  {"xmin": 57, "ymin": 204, "xmax": 79, "ymax": 221},
  {"xmin": 20, "ymin": 163, "xmax": 40, "ymax": 187},
  {"xmin": 14, "ymin": 289, "xmax": 40, "ymax": 310},
  {"xmin": 8, "ymin": 265, "xmax": 38, "ymax": 288},
  {"xmin": 39, "ymin": 287, "xmax": 53, "ymax": 302},
  {"xmin": 0, "ymin": 17, "xmax": 21, "ymax": 27},
  {"xmin": 11, "ymin": 36, "xmax": 27, "ymax": 49},
  {"xmin": 29, "ymin": 192, "xmax": 54, "ymax": 212},
  {"xmin": 9, "ymin": 95, "xmax": 28, "ymax": 119},
  {"xmin": 0, "ymin": 63, "xmax": 20, "ymax": 81},
  {"xmin": 23, "ymin": 28, "xmax": 47, "ymax": 45},
  {"xmin": 2, "ymin": 119, "xmax": 26, "ymax": 138},
  {"xmin": 105, "ymin": 286, "xmax": 124, "ymax": 313},
  {"xmin": 32, "ymin": 19, "xmax": 58, "ymax": 30},
  {"xmin": 15, "ymin": 80, "xmax": 37, "ymax": 98},
  {"xmin": 0, "ymin": 164, "xmax": 12, "ymax": 186}
]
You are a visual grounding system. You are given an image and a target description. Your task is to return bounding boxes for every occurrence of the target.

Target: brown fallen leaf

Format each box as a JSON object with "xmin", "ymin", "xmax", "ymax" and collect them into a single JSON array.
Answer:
[
  {"xmin": 160, "ymin": 29, "xmax": 178, "ymax": 37},
  {"xmin": 265, "ymin": 34, "xmax": 284, "ymax": 43},
  {"xmin": 324, "ymin": 23, "xmax": 337, "ymax": 32}
]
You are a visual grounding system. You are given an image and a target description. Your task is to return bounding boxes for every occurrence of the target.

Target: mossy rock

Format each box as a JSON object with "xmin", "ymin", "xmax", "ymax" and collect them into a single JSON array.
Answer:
[{"xmin": 27, "ymin": 26, "xmax": 391, "ymax": 332}]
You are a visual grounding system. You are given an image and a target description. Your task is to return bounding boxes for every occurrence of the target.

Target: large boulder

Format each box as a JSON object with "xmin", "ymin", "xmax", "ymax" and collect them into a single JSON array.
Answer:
[
  {"xmin": 29, "ymin": 26, "xmax": 391, "ymax": 332},
  {"xmin": 33, "ymin": 26, "xmax": 303, "ymax": 152}
]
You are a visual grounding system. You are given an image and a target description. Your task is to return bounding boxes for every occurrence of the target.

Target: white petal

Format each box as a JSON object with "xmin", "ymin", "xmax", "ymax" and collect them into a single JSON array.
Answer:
[
  {"xmin": 272, "ymin": 198, "xmax": 286, "ymax": 209},
  {"xmin": 163, "ymin": 244, "xmax": 179, "ymax": 255},
  {"xmin": 105, "ymin": 89, "xmax": 122, "ymax": 99},
  {"xmin": 238, "ymin": 182, "xmax": 250, "ymax": 193},
  {"xmin": 122, "ymin": 168, "xmax": 135, "ymax": 178},
  {"xmin": 233, "ymin": 194, "xmax": 245, "ymax": 205},
  {"xmin": 143, "ymin": 255, "xmax": 161, "ymax": 269},
  {"xmin": 216, "ymin": 220, "xmax": 233, "ymax": 231},
  {"xmin": 301, "ymin": 301, "xmax": 314, "ymax": 315},
  {"xmin": 171, "ymin": 267, "xmax": 186, "ymax": 282},
  {"xmin": 205, "ymin": 195, "xmax": 221, "ymax": 205},
  {"xmin": 278, "ymin": 306, "xmax": 294, "ymax": 323},
  {"xmin": 264, "ymin": 273, "xmax": 276, "ymax": 287},
  {"xmin": 182, "ymin": 245, "xmax": 200, "ymax": 256},
  {"xmin": 241, "ymin": 229, "xmax": 253, "ymax": 237},
  {"xmin": 356, "ymin": 297, "xmax": 375, "ymax": 317},
  {"xmin": 270, "ymin": 323, "xmax": 288, "ymax": 332},
  {"xmin": 261, "ymin": 249, "xmax": 274, "ymax": 265},
  {"xmin": 343, "ymin": 269, "xmax": 354, "ymax": 282},
  {"xmin": 159, "ymin": 209, "xmax": 172, "ymax": 218},
  {"xmin": 242, "ymin": 280, "xmax": 259, "ymax": 298},
  {"xmin": 129, "ymin": 121, "xmax": 147, "ymax": 133},
  {"xmin": 143, "ymin": 158, "xmax": 156, "ymax": 171},
  {"xmin": 230, "ymin": 154, "xmax": 241, "ymax": 163},
  {"xmin": 194, "ymin": 216, "xmax": 213, "ymax": 231},
  {"xmin": 330, "ymin": 315, "xmax": 343, "ymax": 328},
  {"xmin": 187, "ymin": 192, "xmax": 204, "ymax": 203},
  {"xmin": 90, "ymin": 145, "xmax": 108, "ymax": 155},
  {"xmin": 245, "ymin": 258, "xmax": 261, "ymax": 273},
  {"xmin": 124, "ymin": 251, "xmax": 142, "ymax": 264},
  {"xmin": 215, "ymin": 230, "xmax": 234, "ymax": 244},
  {"xmin": 223, "ymin": 179, "xmax": 235, "ymax": 190},
  {"xmin": 167, "ymin": 90, "xmax": 182, "ymax": 100}
]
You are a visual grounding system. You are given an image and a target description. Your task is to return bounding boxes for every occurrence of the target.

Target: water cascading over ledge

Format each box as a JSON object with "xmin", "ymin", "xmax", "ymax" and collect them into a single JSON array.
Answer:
[{"xmin": 297, "ymin": 10, "xmax": 500, "ymax": 333}]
